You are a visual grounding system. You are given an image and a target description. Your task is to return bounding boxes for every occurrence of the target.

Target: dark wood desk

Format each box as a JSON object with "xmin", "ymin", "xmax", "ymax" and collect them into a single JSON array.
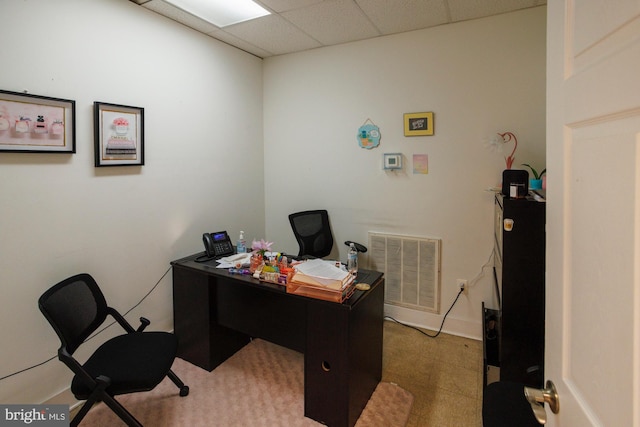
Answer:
[{"xmin": 171, "ymin": 253, "xmax": 384, "ymax": 427}]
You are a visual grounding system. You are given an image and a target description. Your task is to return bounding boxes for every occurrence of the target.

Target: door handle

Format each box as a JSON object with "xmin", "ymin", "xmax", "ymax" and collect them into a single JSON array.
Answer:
[{"xmin": 524, "ymin": 380, "xmax": 560, "ymax": 424}]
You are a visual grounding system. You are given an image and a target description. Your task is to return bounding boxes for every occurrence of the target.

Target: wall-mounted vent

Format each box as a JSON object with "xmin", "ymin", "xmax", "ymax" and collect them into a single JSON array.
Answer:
[{"xmin": 368, "ymin": 232, "xmax": 441, "ymax": 313}]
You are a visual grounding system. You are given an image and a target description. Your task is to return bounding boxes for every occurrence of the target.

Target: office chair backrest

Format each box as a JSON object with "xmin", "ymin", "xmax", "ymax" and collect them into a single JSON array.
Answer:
[
  {"xmin": 289, "ymin": 209, "xmax": 334, "ymax": 258},
  {"xmin": 39, "ymin": 273, "xmax": 109, "ymax": 355}
]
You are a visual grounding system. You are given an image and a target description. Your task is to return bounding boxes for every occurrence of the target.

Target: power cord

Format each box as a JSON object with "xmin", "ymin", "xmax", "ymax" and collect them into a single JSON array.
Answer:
[
  {"xmin": 468, "ymin": 249, "xmax": 494, "ymax": 289},
  {"xmin": 0, "ymin": 266, "xmax": 173, "ymax": 382},
  {"xmin": 384, "ymin": 248, "xmax": 494, "ymax": 338},
  {"xmin": 4, "ymin": 250, "xmax": 494, "ymax": 379},
  {"xmin": 385, "ymin": 287, "xmax": 464, "ymax": 338}
]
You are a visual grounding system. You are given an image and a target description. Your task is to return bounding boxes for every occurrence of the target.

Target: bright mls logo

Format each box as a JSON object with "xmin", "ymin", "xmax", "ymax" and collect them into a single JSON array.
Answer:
[{"xmin": 1, "ymin": 405, "xmax": 67, "ymax": 426}]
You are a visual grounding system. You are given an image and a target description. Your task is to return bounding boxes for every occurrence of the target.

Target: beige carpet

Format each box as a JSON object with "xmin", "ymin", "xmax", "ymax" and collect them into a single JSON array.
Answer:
[{"xmin": 80, "ymin": 339, "xmax": 414, "ymax": 426}]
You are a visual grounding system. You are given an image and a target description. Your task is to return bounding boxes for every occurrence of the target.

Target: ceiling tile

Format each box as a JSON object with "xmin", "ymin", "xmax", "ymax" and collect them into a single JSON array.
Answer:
[
  {"xmin": 356, "ymin": 0, "xmax": 450, "ymax": 34},
  {"xmin": 131, "ymin": 0, "xmax": 546, "ymax": 58},
  {"xmin": 283, "ymin": 0, "xmax": 380, "ymax": 46},
  {"xmin": 448, "ymin": 0, "xmax": 540, "ymax": 22},
  {"xmin": 257, "ymin": 0, "xmax": 326, "ymax": 13},
  {"xmin": 208, "ymin": 29, "xmax": 274, "ymax": 58},
  {"xmin": 224, "ymin": 14, "xmax": 322, "ymax": 55}
]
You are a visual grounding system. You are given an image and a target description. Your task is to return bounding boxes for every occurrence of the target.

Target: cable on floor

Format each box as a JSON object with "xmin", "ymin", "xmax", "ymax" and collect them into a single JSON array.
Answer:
[{"xmin": 385, "ymin": 286, "xmax": 464, "ymax": 338}]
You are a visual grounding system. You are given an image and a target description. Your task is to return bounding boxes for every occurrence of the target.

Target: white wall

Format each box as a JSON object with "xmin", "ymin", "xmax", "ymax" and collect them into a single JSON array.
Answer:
[
  {"xmin": 0, "ymin": 0, "xmax": 264, "ymax": 404},
  {"xmin": 0, "ymin": 0, "xmax": 546, "ymax": 406},
  {"xmin": 263, "ymin": 7, "xmax": 547, "ymax": 338}
]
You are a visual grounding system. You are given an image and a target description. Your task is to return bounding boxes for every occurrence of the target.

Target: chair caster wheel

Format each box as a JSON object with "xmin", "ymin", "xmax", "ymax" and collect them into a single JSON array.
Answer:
[{"xmin": 180, "ymin": 385, "xmax": 189, "ymax": 397}]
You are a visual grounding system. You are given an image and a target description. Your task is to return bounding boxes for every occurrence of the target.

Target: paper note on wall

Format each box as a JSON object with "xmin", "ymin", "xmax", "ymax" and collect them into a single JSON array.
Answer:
[{"xmin": 413, "ymin": 154, "xmax": 428, "ymax": 174}]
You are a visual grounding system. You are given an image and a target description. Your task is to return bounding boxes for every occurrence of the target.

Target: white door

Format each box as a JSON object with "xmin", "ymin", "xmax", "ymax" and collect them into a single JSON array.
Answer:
[{"xmin": 546, "ymin": 1, "xmax": 640, "ymax": 426}]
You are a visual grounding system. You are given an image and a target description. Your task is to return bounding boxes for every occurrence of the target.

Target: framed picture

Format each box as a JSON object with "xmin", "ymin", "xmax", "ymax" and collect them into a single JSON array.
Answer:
[
  {"xmin": 94, "ymin": 102, "xmax": 144, "ymax": 167},
  {"xmin": 404, "ymin": 112, "xmax": 434, "ymax": 136},
  {"xmin": 0, "ymin": 89, "xmax": 75, "ymax": 153}
]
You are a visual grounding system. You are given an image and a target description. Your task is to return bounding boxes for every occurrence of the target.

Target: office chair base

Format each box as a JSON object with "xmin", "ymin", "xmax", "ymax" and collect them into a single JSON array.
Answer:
[
  {"xmin": 180, "ymin": 385, "xmax": 190, "ymax": 397},
  {"xmin": 70, "ymin": 380, "xmax": 189, "ymax": 427},
  {"xmin": 168, "ymin": 369, "xmax": 190, "ymax": 397}
]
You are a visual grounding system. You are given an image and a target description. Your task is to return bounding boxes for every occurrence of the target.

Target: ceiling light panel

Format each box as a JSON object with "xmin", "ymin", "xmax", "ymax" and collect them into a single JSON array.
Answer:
[{"xmin": 164, "ymin": 0, "xmax": 271, "ymax": 27}]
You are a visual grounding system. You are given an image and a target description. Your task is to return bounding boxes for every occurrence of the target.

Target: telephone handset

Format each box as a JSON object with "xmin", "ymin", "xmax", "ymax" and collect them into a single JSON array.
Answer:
[{"xmin": 202, "ymin": 230, "xmax": 235, "ymax": 258}]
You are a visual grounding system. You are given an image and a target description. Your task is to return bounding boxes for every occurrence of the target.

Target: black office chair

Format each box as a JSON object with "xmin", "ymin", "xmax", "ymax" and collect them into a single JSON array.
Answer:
[
  {"xmin": 288, "ymin": 209, "xmax": 367, "ymax": 259},
  {"xmin": 38, "ymin": 273, "xmax": 189, "ymax": 427}
]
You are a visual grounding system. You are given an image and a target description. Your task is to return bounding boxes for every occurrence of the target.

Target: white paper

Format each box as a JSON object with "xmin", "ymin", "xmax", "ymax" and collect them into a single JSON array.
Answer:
[
  {"xmin": 294, "ymin": 259, "xmax": 349, "ymax": 281},
  {"xmin": 216, "ymin": 253, "xmax": 252, "ymax": 268}
]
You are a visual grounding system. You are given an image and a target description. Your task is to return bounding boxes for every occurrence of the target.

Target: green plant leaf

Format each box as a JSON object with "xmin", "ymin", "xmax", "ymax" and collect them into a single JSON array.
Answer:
[{"xmin": 522, "ymin": 163, "xmax": 546, "ymax": 179}]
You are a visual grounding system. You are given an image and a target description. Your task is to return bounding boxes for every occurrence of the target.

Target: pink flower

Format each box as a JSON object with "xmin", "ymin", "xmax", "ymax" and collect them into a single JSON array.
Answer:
[
  {"xmin": 113, "ymin": 117, "xmax": 129, "ymax": 126},
  {"xmin": 251, "ymin": 239, "xmax": 273, "ymax": 255}
]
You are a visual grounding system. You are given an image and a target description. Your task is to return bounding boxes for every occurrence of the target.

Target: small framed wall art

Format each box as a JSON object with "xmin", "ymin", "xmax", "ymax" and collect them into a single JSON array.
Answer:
[
  {"xmin": 357, "ymin": 118, "xmax": 381, "ymax": 149},
  {"xmin": 404, "ymin": 112, "xmax": 434, "ymax": 136},
  {"xmin": 0, "ymin": 89, "xmax": 75, "ymax": 153},
  {"xmin": 413, "ymin": 154, "xmax": 429, "ymax": 174},
  {"xmin": 94, "ymin": 102, "xmax": 144, "ymax": 167}
]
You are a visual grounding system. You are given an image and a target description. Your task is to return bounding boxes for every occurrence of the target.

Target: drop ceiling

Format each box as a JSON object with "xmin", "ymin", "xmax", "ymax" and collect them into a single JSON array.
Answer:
[{"xmin": 130, "ymin": 0, "xmax": 546, "ymax": 58}]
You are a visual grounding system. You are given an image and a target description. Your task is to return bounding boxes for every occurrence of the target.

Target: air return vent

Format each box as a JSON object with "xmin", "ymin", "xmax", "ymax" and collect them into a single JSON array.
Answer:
[{"xmin": 368, "ymin": 232, "xmax": 441, "ymax": 313}]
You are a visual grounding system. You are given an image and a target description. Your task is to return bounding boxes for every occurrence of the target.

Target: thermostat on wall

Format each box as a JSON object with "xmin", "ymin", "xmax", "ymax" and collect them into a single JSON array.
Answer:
[{"xmin": 383, "ymin": 153, "xmax": 402, "ymax": 170}]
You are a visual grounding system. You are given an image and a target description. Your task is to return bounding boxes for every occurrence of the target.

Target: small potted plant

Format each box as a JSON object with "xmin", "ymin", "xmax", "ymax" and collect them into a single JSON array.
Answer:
[
  {"xmin": 250, "ymin": 239, "xmax": 273, "ymax": 273},
  {"xmin": 522, "ymin": 163, "xmax": 546, "ymax": 190}
]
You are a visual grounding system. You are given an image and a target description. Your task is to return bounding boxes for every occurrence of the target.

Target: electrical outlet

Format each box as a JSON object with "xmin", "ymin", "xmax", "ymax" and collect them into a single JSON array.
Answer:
[{"xmin": 457, "ymin": 279, "xmax": 468, "ymax": 293}]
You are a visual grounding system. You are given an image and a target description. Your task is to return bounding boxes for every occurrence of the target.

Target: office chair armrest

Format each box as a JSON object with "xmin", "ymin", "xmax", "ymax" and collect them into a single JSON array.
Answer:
[
  {"xmin": 58, "ymin": 347, "xmax": 85, "ymax": 374},
  {"xmin": 107, "ymin": 307, "xmax": 136, "ymax": 333},
  {"xmin": 58, "ymin": 347, "xmax": 107, "ymax": 391},
  {"xmin": 137, "ymin": 317, "xmax": 150, "ymax": 332}
]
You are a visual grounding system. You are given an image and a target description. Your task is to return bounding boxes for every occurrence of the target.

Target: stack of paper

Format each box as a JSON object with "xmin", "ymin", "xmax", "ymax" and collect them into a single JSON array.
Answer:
[
  {"xmin": 291, "ymin": 259, "xmax": 354, "ymax": 290},
  {"xmin": 216, "ymin": 253, "xmax": 252, "ymax": 268}
]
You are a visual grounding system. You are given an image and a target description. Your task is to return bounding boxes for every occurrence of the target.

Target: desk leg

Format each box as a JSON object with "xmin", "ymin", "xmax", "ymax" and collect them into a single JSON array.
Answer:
[
  {"xmin": 304, "ymin": 281, "xmax": 384, "ymax": 427},
  {"xmin": 173, "ymin": 265, "xmax": 249, "ymax": 371},
  {"xmin": 305, "ymin": 305, "xmax": 349, "ymax": 427}
]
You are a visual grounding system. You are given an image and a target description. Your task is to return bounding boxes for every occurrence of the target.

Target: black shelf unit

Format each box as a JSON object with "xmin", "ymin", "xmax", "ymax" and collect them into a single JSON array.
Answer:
[{"xmin": 483, "ymin": 193, "xmax": 545, "ymax": 388}]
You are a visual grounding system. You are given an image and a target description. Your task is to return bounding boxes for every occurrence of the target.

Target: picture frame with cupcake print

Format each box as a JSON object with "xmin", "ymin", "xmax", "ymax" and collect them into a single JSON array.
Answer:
[
  {"xmin": 94, "ymin": 101, "xmax": 144, "ymax": 167},
  {"xmin": 0, "ymin": 89, "xmax": 75, "ymax": 153}
]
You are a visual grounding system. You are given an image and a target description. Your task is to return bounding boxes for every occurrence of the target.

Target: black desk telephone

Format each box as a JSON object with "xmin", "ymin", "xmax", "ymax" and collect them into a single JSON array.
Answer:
[{"xmin": 202, "ymin": 231, "xmax": 234, "ymax": 258}]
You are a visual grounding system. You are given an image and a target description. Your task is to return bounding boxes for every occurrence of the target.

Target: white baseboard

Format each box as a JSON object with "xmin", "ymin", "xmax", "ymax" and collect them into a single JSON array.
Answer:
[
  {"xmin": 43, "ymin": 387, "xmax": 81, "ymax": 409},
  {"xmin": 384, "ymin": 303, "xmax": 482, "ymax": 341}
]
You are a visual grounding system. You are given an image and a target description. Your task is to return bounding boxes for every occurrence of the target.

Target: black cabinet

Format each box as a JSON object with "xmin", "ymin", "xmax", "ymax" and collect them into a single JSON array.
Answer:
[{"xmin": 483, "ymin": 194, "xmax": 545, "ymax": 388}]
